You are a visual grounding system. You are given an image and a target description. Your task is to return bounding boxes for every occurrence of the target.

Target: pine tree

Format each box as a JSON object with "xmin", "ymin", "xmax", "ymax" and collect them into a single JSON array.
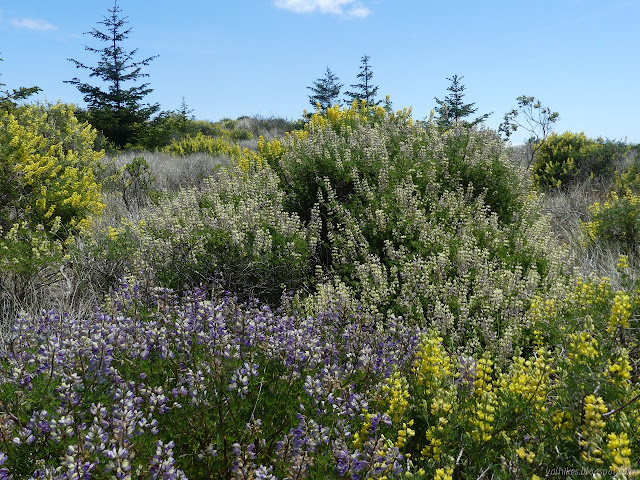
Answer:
[
  {"xmin": 307, "ymin": 67, "xmax": 342, "ymax": 112},
  {"xmin": 433, "ymin": 75, "xmax": 490, "ymax": 129},
  {"xmin": 344, "ymin": 55, "xmax": 380, "ymax": 106},
  {"xmin": 0, "ymin": 56, "xmax": 40, "ymax": 111},
  {"xmin": 66, "ymin": 1, "xmax": 159, "ymax": 148}
]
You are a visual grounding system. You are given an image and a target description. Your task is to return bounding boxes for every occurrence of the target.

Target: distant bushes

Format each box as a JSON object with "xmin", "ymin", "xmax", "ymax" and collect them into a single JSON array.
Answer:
[
  {"xmin": 532, "ymin": 132, "xmax": 627, "ymax": 190},
  {"xmin": 161, "ymin": 132, "xmax": 240, "ymax": 156},
  {"xmin": 582, "ymin": 155, "xmax": 640, "ymax": 254}
]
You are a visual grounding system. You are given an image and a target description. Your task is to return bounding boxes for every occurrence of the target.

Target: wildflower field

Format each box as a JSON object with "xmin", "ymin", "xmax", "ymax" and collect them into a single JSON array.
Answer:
[{"xmin": 1, "ymin": 102, "xmax": 639, "ymax": 479}]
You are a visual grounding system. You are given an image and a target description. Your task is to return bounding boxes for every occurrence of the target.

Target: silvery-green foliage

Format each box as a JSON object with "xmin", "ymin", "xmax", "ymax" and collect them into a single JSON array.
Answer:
[
  {"xmin": 275, "ymin": 113, "xmax": 571, "ymax": 358},
  {"xmin": 133, "ymin": 165, "xmax": 315, "ymax": 303}
]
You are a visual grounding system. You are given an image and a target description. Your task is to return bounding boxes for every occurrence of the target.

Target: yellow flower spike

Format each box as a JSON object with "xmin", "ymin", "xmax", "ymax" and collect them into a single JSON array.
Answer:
[
  {"xmin": 606, "ymin": 432, "xmax": 631, "ymax": 471},
  {"xmin": 608, "ymin": 291, "xmax": 632, "ymax": 332}
]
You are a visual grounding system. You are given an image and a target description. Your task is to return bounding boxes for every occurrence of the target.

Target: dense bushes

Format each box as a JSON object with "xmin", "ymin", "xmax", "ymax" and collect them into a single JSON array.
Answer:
[
  {"xmin": 582, "ymin": 155, "xmax": 640, "ymax": 255},
  {"xmin": 381, "ymin": 272, "xmax": 639, "ymax": 477},
  {"xmin": 532, "ymin": 132, "xmax": 627, "ymax": 190},
  {"xmin": 1, "ymin": 100, "xmax": 638, "ymax": 478},
  {"xmin": 260, "ymin": 104, "xmax": 569, "ymax": 357},
  {"xmin": 0, "ymin": 103, "xmax": 104, "ymax": 320},
  {"xmin": 127, "ymin": 165, "xmax": 312, "ymax": 303},
  {"xmin": 86, "ymin": 102, "xmax": 571, "ymax": 357}
]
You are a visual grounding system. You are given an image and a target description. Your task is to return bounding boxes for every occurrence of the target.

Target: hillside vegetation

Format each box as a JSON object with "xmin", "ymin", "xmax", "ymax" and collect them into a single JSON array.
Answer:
[{"xmin": 0, "ymin": 101, "xmax": 638, "ymax": 479}]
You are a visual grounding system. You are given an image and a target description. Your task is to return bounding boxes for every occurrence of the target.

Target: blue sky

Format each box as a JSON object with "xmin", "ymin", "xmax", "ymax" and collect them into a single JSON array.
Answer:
[{"xmin": 1, "ymin": 0, "xmax": 639, "ymax": 143}]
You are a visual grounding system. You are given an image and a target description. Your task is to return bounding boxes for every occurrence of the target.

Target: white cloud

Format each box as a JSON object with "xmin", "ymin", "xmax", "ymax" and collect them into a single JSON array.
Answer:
[
  {"xmin": 11, "ymin": 18, "xmax": 57, "ymax": 31},
  {"xmin": 346, "ymin": 5, "xmax": 371, "ymax": 18},
  {"xmin": 274, "ymin": 0, "xmax": 371, "ymax": 18}
]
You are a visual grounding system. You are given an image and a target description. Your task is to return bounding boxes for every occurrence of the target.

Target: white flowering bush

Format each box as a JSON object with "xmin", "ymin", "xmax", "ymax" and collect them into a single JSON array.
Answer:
[
  {"xmin": 127, "ymin": 164, "xmax": 314, "ymax": 303},
  {"xmin": 263, "ymin": 104, "xmax": 571, "ymax": 357}
]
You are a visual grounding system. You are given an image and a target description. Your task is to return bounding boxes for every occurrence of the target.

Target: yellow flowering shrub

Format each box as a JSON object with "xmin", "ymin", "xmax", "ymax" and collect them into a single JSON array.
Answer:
[
  {"xmin": 582, "ymin": 189, "xmax": 640, "ymax": 252},
  {"xmin": 161, "ymin": 131, "xmax": 240, "ymax": 157},
  {"xmin": 532, "ymin": 131, "xmax": 623, "ymax": 190},
  {"xmin": 1, "ymin": 103, "xmax": 103, "ymax": 279},
  {"xmin": 0, "ymin": 103, "xmax": 104, "ymax": 235},
  {"xmin": 380, "ymin": 274, "xmax": 639, "ymax": 478}
]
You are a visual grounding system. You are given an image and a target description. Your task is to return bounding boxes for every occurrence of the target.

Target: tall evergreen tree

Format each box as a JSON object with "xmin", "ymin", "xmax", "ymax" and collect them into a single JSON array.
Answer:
[
  {"xmin": 307, "ymin": 67, "xmax": 342, "ymax": 112},
  {"xmin": 433, "ymin": 75, "xmax": 490, "ymax": 129},
  {"xmin": 344, "ymin": 54, "xmax": 380, "ymax": 106},
  {"xmin": 66, "ymin": 1, "xmax": 159, "ymax": 148}
]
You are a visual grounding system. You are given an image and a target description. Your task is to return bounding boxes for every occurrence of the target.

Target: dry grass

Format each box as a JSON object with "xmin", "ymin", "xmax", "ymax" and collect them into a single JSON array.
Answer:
[
  {"xmin": 106, "ymin": 150, "xmax": 232, "ymax": 192},
  {"xmin": 540, "ymin": 164, "xmax": 639, "ymax": 288}
]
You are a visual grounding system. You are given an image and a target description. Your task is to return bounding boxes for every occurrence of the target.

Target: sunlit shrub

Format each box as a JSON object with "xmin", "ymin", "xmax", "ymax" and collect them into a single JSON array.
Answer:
[
  {"xmin": 259, "ymin": 102, "xmax": 569, "ymax": 356},
  {"xmin": 532, "ymin": 132, "xmax": 625, "ymax": 190},
  {"xmin": 0, "ymin": 103, "xmax": 104, "ymax": 319},
  {"xmin": 0, "ymin": 103, "xmax": 104, "ymax": 235},
  {"xmin": 582, "ymin": 190, "xmax": 640, "ymax": 253},
  {"xmin": 161, "ymin": 132, "xmax": 240, "ymax": 157},
  {"xmin": 229, "ymin": 128, "xmax": 252, "ymax": 141},
  {"xmin": 128, "ymin": 165, "xmax": 314, "ymax": 303}
]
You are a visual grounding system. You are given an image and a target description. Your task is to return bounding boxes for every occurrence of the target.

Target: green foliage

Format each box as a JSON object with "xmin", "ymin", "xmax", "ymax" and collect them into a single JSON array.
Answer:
[
  {"xmin": 229, "ymin": 128, "xmax": 253, "ymax": 141},
  {"xmin": 0, "ymin": 103, "xmax": 104, "ymax": 238},
  {"xmin": 344, "ymin": 54, "xmax": 380, "ymax": 106},
  {"xmin": 66, "ymin": 1, "xmax": 159, "ymax": 148},
  {"xmin": 266, "ymin": 103, "xmax": 568, "ymax": 356},
  {"xmin": 307, "ymin": 67, "xmax": 343, "ymax": 112},
  {"xmin": 433, "ymin": 75, "xmax": 491, "ymax": 130},
  {"xmin": 532, "ymin": 132, "xmax": 625, "ymax": 190},
  {"xmin": 615, "ymin": 154, "xmax": 640, "ymax": 194},
  {"xmin": 583, "ymin": 190, "xmax": 640, "ymax": 254},
  {"xmin": 0, "ymin": 103, "xmax": 104, "ymax": 318}
]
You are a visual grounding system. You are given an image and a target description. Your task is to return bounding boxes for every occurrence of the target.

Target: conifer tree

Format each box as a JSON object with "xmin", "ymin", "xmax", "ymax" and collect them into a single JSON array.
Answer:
[
  {"xmin": 344, "ymin": 54, "xmax": 380, "ymax": 106},
  {"xmin": 307, "ymin": 67, "xmax": 343, "ymax": 112},
  {"xmin": 66, "ymin": 1, "xmax": 159, "ymax": 148},
  {"xmin": 0, "ymin": 56, "xmax": 40, "ymax": 111},
  {"xmin": 433, "ymin": 75, "xmax": 490, "ymax": 129}
]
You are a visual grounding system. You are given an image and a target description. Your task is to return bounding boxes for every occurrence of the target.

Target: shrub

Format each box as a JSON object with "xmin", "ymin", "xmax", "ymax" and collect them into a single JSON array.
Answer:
[
  {"xmin": 582, "ymin": 190, "xmax": 640, "ymax": 253},
  {"xmin": 532, "ymin": 132, "xmax": 625, "ymax": 190},
  {"xmin": 161, "ymin": 132, "xmax": 240, "ymax": 157},
  {"xmin": 0, "ymin": 103, "xmax": 104, "ymax": 321},
  {"xmin": 260, "ymin": 102, "xmax": 570, "ymax": 357},
  {"xmin": 126, "ymin": 165, "xmax": 313, "ymax": 304},
  {"xmin": 229, "ymin": 128, "xmax": 252, "ymax": 141}
]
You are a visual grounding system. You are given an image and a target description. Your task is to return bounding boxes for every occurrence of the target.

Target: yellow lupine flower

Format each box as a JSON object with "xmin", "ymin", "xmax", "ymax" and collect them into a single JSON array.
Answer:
[
  {"xmin": 606, "ymin": 432, "xmax": 631, "ymax": 471},
  {"xmin": 608, "ymin": 291, "xmax": 632, "ymax": 332},
  {"xmin": 579, "ymin": 395, "xmax": 608, "ymax": 464},
  {"xmin": 433, "ymin": 466, "xmax": 453, "ymax": 480},
  {"xmin": 382, "ymin": 371, "xmax": 410, "ymax": 422}
]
